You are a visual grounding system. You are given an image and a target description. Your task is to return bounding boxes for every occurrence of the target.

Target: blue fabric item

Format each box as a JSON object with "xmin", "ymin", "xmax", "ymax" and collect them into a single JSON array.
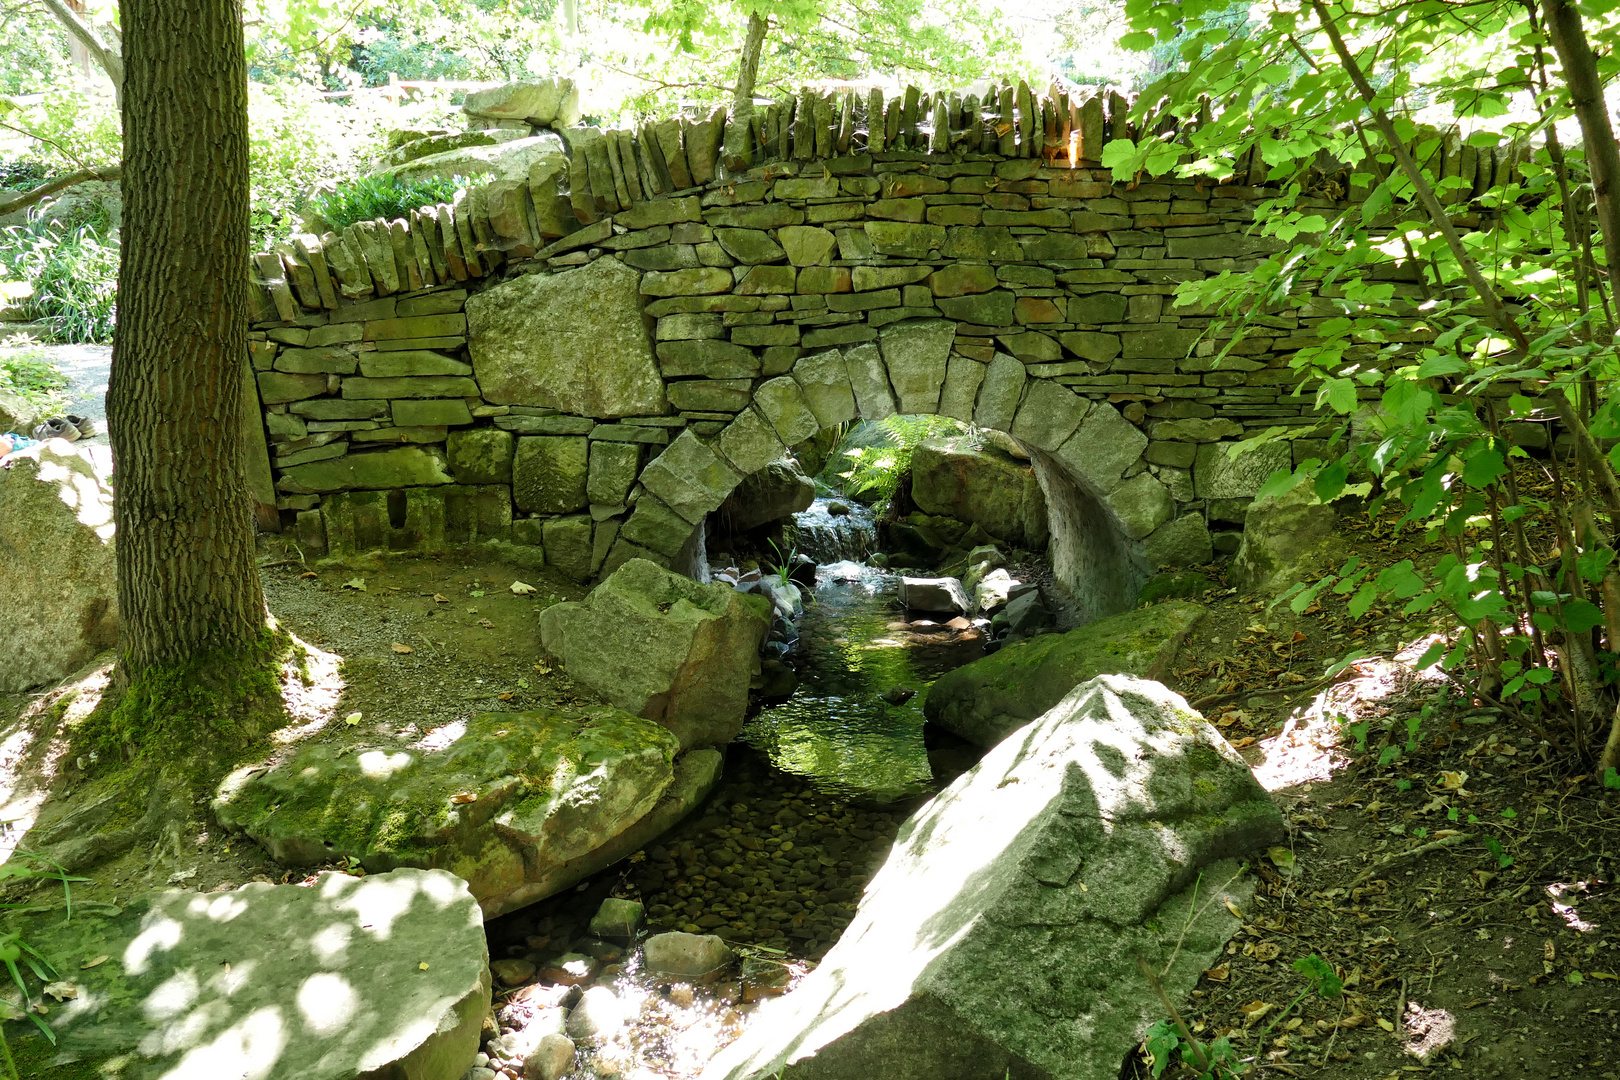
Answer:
[{"xmin": 2, "ymin": 433, "xmax": 37, "ymax": 451}]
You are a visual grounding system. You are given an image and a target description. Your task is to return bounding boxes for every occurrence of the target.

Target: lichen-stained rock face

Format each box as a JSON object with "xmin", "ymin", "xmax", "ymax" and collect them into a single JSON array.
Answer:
[
  {"xmin": 213, "ymin": 707, "xmax": 681, "ymax": 917},
  {"xmin": 466, "ymin": 257, "xmax": 666, "ymax": 417},
  {"xmin": 909, "ymin": 437, "xmax": 1048, "ymax": 551},
  {"xmin": 924, "ymin": 600, "xmax": 1206, "ymax": 749},
  {"xmin": 539, "ymin": 558, "xmax": 772, "ymax": 750},
  {"xmin": 0, "ymin": 439, "xmax": 117, "ymax": 692},
  {"xmin": 11, "ymin": 869, "xmax": 490, "ymax": 1080},
  {"xmin": 704, "ymin": 675, "xmax": 1284, "ymax": 1080}
]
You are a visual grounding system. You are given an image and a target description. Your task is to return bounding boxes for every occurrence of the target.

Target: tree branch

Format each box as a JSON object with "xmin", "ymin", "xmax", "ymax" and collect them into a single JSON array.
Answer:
[
  {"xmin": 0, "ymin": 164, "xmax": 121, "ymax": 218},
  {"xmin": 38, "ymin": 0, "xmax": 122, "ymax": 93},
  {"xmin": 1539, "ymin": 0, "xmax": 1620, "ymax": 298}
]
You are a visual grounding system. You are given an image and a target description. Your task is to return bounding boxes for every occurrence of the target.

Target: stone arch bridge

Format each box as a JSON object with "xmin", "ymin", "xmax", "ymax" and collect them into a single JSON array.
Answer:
[{"xmin": 246, "ymin": 82, "xmax": 1393, "ymax": 619}]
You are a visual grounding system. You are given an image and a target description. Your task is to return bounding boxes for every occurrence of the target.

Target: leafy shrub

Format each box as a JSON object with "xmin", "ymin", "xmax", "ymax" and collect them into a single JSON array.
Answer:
[
  {"xmin": 839, "ymin": 415, "xmax": 970, "ymax": 504},
  {"xmin": 305, "ymin": 172, "xmax": 478, "ymax": 231},
  {"xmin": 0, "ymin": 349, "xmax": 71, "ymax": 415},
  {"xmin": 0, "ymin": 160, "xmax": 52, "ymax": 193},
  {"xmin": 247, "ymin": 83, "xmax": 462, "ymax": 247},
  {"xmin": 0, "ymin": 204, "xmax": 119, "ymax": 343}
]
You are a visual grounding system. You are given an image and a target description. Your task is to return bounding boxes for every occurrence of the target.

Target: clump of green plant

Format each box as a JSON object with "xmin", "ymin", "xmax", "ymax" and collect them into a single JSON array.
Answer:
[
  {"xmin": 0, "ymin": 350, "xmax": 70, "ymax": 415},
  {"xmin": 0, "ymin": 848, "xmax": 87, "ymax": 1069},
  {"xmin": 0, "ymin": 205, "xmax": 119, "ymax": 343},
  {"xmin": 306, "ymin": 172, "xmax": 481, "ymax": 231},
  {"xmin": 839, "ymin": 415, "xmax": 972, "ymax": 504}
]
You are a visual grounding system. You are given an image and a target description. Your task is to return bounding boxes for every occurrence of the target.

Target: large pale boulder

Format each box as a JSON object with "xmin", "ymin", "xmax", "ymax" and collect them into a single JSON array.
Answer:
[
  {"xmin": 925, "ymin": 601, "xmax": 1205, "ymax": 748},
  {"xmin": 466, "ymin": 256, "xmax": 666, "ymax": 417},
  {"xmin": 539, "ymin": 559, "xmax": 772, "ymax": 749},
  {"xmin": 0, "ymin": 438, "xmax": 117, "ymax": 691},
  {"xmin": 10, "ymin": 869, "xmax": 489, "ymax": 1080},
  {"xmin": 387, "ymin": 134, "xmax": 568, "ymax": 183},
  {"xmin": 213, "ymin": 707, "xmax": 684, "ymax": 918},
  {"xmin": 909, "ymin": 438, "xmax": 1048, "ymax": 550},
  {"xmin": 1230, "ymin": 484, "xmax": 1340, "ymax": 593},
  {"xmin": 704, "ymin": 675, "xmax": 1284, "ymax": 1080},
  {"xmin": 463, "ymin": 78, "xmax": 582, "ymax": 127}
]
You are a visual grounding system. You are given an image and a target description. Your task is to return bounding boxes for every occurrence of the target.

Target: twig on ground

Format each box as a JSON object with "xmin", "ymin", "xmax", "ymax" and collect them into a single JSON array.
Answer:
[{"xmin": 1349, "ymin": 833, "xmax": 1473, "ymax": 888}]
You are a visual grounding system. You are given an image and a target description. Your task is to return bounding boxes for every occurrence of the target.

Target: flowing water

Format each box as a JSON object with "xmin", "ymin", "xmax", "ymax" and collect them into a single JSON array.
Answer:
[
  {"xmin": 791, "ymin": 497, "xmax": 876, "ymax": 564},
  {"xmin": 738, "ymin": 504, "xmax": 986, "ymax": 805}
]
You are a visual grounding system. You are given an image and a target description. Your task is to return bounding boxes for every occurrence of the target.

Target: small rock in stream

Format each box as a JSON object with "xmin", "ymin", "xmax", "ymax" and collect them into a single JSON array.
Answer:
[
  {"xmin": 880, "ymin": 686, "xmax": 916, "ymax": 705},
  {"xmin": 588, "ymin": 897, "xmax": 643, "ymax": 940},
  {"xmin": 523, "ymin": 1033, "xmax": 577, "ymax": 1080},
  {"xmin": 491, "ymin": 958, "xmax": 537, "ymax": 987},
  {"xmin": 827, "ymin": 501, "xmax": 851, "ymax": 516},
  {"xmin": 565, "ymin": 985, "xmax": 625, "ymax": 1043},
  {"xmin": 643, "ymin": 931, "xmax": 733, "ymax": 978}
]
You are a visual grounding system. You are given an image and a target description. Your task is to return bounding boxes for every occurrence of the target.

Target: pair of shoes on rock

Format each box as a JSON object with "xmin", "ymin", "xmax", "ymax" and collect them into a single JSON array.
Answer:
[{"xmin": 31, "ymin": 415, "xmax": 94, "ymax": 442}]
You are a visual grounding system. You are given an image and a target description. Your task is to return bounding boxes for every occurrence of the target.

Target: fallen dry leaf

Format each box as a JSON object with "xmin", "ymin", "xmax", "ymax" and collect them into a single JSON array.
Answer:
[
  {"xmin": 509, "ymin": 580, "xmax": 537, "ymax": 596},
  {"xmin": 391, "ymin": 643, "xmax": 414, "ymax": 654},
  {"xmin": 1376, "ymin": 1017, "xmax": 1395, "ymax": 1032},
  {"xmin": 433, "ymin": 593, "xmax": 449, "ymax": 603},
  {"xmin": 1441, "ymin": 770, "xmax": 1469, "ymax": 790},
  {"xmin": 419, "ymin": 962, "xmax": 430, "ymax": 971},
  {"xmin": 345, "ymin": 712, "xmax": 363, "ymax": 726},
  {"xmin": 1251, "ymin": 941, "xmax": 1282, "ymax": 962},
  {"xmin": 342, "ymin": 577, "xmax": 366, "ymax": 591},
  {"xmin": 300, "ymin": 571, "xmax": 318, "ymax": 579},
  {"xmin": 450, "ymin": 792, "xmax": 477, "ymax": 805},
  {"xmin": 498, "ymin": 692, "xmax": 514, "ymax": 702},
  {"xmin": 81, "ymin": 955, "xmax": 109, "ymax": 970},
  {"xmin": 479, "ymin": 618, "xmax": 496, "ymax": 629},
  {"xmin": 1241, "ymin": 1001, "xmax": 1274, "ymax": 1025},
  {"xmin": 42, "ymin": 981, "xmax": 77, "ymax": 1001},
  {"xmin": 1204, "ymin": 964, "xmax": 1231, "ymax": 982},
  {"xmin": 1224, "ymin": 898, "xmax": 1244, "ymax": 919}
]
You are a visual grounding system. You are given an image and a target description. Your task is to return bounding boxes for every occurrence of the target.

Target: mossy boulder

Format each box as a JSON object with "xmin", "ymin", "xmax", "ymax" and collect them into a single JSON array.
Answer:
[
  {"xmin": 213, "ymin": 706, "xmax": 681, "ymax": 917},
  {"xmin": 6, "ymin": 869, "xmax": 488, "ymax": 1080},
  {"xmin": 909, "ymin": 438, "xmax": 1048, "ymax": 550},
  {"xmin": 924, "ymin": 601, "xmax": 1206, "ymax": 748},
  {"xmin": 539, "ymin": 559, "xmax": 772, "ymax": 750},
  {"xmin": 1137, "ymin": 570, "xmax": 1215, "ymax": 604}
]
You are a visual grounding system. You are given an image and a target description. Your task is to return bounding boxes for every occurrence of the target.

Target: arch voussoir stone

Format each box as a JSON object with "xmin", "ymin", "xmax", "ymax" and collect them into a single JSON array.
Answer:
[{"xmin": 790, "ymin": 350, "xmax": 858, "ymax": 428}]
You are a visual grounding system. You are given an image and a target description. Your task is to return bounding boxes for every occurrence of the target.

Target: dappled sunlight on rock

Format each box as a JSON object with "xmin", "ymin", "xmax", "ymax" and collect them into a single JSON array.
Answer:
[
  {"xmin": 17, "ymin": 868, "xmax": 487, "ymax": 1079},
  {"xmin": 297, "ymin": 971, "xmax": 360, "ymax": 1035}
]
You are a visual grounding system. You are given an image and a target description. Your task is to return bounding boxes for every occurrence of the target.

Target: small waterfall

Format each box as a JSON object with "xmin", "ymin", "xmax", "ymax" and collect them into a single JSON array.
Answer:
[{"xmin": 794, "ymin": 497, "xmax": 877, "ymax": 564}]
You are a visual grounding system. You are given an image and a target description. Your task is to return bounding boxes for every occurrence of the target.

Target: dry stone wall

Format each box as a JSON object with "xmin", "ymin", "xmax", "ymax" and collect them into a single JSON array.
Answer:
[{"xmin": 246, "ymin": 81, "xmax": 1439, "ymax": 617}]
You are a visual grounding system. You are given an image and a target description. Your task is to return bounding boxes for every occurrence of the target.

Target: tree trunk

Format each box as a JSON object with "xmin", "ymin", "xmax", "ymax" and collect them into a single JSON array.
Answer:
[
  {"xmin": 722, "ymin": 11, "xmax": 769, "ymax": 173},
  {"xmin": 109, "ymin": 0, "xmax": 264, "ymax": 676},
  {"xmin": 41, "ymin": 0, "xmax": 124, "ymax": 97},
  {"xmin": 1541, "ymin": 0, "xmax": 1620, "ymax": 297}
]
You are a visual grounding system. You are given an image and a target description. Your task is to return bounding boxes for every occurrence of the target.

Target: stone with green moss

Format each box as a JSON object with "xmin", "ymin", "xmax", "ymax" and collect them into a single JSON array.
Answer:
[
  {"xmin": 539, "ymin": 558, "xmax": 771, "ymax": 750},
  {"xmin": 1137, "ymin": 570, "xmax": 1215, "ymax": 604},
  {"xmin": 213, "ymin": 705, "xmax": 679, "ymax": 916},
  {"xmin": 5, "ymin": 868, "xmax": 488, "ymax": 1080},
  {"xmin": 924, "ymin": 600, "xmax": 1206, "ymax": 748}
]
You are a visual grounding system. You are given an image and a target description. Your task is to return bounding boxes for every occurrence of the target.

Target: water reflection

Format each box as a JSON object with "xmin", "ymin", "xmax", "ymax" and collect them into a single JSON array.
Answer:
[{"xmin": 740, "ymin": 559, "xmax": 983, "ymax": 804}]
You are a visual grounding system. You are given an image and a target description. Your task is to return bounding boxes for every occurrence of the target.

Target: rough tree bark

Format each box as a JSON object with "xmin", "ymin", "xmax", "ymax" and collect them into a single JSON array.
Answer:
[
  {"xmin": 108, "ymin": 0, "xmax": 265, "ymax": 679},
  {"xmin": 722, "ymin": 10, "xmax": 769, "ymax": 173}
]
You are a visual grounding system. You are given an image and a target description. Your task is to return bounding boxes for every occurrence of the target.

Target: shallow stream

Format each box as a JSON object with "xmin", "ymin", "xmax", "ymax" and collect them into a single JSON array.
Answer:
[{"xmin": 480, "ymin": 499, "xmax": 991, "ymax": 1080}]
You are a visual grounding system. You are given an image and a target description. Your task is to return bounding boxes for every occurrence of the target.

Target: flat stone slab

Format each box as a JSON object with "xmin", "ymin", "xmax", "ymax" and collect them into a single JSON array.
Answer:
[
  {"xmin": 9, "ymin": 869, "xmax": 488, "ymax": 1080},
  {"xmin": 925, "ymin": 600, "xmax": 1206, "ymax": 748},
  {"xmin": 213, "ymin": 707, "xmax": 681, "ymax": 917},
  {"xmin": 705, "ymin": 675, "xmax": 1282, "ymax": 1080}
]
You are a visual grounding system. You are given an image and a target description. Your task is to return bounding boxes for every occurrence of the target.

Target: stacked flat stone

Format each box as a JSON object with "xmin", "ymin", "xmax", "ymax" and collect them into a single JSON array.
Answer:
[{"xmin": 244, "ymin": 80, "xmax": 1533, "ymax": 593}]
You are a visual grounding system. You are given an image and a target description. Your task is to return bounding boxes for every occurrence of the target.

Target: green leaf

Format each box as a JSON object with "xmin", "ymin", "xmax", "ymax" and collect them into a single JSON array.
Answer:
[
  {"xmin": 1563, "ymin": 599, "xmax": 1605, "ymax": 634},
  {"xmin": 1348, "ymin": 581, "xmax": 1378, "ymax": 618},
  {"xmin": 1360, "ymin": 181, "xmax": 1392, "ymax": 223},
  {"xmin": 1256, "ymin": 467, "xmax": 1302, "ymax": 501},
  {"xmin": 1321, "ymin": 377, "xmax": 1358, "ymax": 414},
  {"xmin": 1293, "ymin": 953, "xmax": 1344, "ymax": 998},
  {"xmin": 1120, "ymin": 31, "xmax": 1156, "ymax": 51},
  {"xmin": 1461, "ymin": 448, "xmax": 1507, "ymax": 489}
]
